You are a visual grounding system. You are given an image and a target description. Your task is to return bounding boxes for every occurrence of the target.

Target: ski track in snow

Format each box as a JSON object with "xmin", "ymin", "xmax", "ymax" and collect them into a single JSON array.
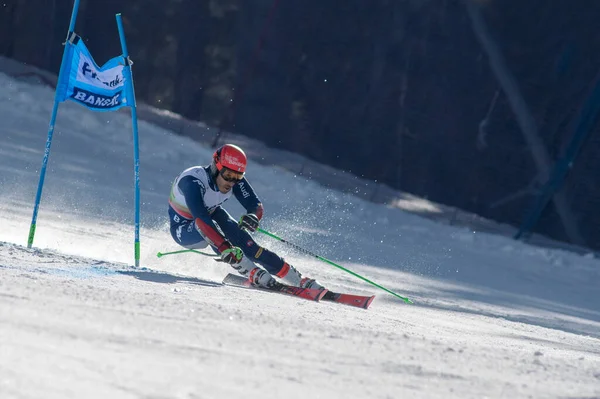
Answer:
[{"xmin": 1, "ymin": 72, "xmax": 600, "ymax": 399}]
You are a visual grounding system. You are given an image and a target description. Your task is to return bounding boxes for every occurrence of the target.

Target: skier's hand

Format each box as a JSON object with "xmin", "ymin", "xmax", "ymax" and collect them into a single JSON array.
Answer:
[
  {"xmin": 239, "ymin": 213, "xmax": 260, "ymax": 232},
  {"xmin": 219, "ymin": 245, "xmax": 243, "ymax": 265}
]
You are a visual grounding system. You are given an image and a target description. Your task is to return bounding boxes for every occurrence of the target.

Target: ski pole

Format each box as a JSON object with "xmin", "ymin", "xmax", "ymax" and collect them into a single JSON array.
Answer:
[
  {"xmin": 156, "ymin": 249, "xmax": 219, "ymax": 258},
  {"xmin": 257, "ymin": 228, "xmax": 413, "ymax": 304}
]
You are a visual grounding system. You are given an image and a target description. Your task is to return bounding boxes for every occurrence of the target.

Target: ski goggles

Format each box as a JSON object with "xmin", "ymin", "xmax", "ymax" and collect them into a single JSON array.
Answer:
[{"xmin": 220, "ymin": 168, "xmax": 244, "ymax": 183}]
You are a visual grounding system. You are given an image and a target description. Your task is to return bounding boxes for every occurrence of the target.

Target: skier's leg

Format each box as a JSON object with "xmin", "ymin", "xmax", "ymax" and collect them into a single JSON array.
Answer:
[
  {"xmin": 168, "ymin": 207, "xmax": 209, "ymax": 249},
  {"xmin": 169, "ymin": 207, "xmax": 274, "ymax": 288},
  {"xmin": 211, "ymin": 208, "xmax": 280, "ymax": 271},
  {"xmin": 212, "ymin": 207, "xmax": 324, "ymax": 289}
]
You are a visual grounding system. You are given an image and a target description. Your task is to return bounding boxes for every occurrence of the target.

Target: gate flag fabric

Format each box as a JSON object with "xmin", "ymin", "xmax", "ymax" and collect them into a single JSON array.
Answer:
[{"xmin": 56, "ymin": 34, "xmax": 128, "ymax": 112}]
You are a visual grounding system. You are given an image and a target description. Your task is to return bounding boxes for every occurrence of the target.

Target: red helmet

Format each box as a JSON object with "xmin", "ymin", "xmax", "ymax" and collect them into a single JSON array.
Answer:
[{"xmin": 213, "ymin": 144, "xmax": 247, "ymax": 173}]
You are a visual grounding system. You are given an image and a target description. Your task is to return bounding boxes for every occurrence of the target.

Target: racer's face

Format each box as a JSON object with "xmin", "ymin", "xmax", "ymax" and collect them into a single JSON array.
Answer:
[{"xmin": 216, "ymin": 168, "xmax": 243, "ymax": 193}]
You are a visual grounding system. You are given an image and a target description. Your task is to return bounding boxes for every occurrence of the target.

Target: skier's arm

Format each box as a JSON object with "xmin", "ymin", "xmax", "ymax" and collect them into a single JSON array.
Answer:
[
  {"xmin": 233, "ymin": 178, "xmax": 264, "ymax": 220},
  {"xmin": 178, "ymin": 175, "xmax": 230, "ymax": 251}
]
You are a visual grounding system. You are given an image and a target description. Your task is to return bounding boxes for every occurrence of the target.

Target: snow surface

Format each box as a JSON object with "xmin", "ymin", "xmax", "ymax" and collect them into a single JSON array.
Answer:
[{"xmin": 0, "ymin": 72, "xmax": 599, "ymax": 399}]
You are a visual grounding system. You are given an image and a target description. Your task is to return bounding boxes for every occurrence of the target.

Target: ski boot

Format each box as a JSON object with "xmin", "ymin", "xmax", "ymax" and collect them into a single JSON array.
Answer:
[
  {"xmin": 276, "ymin": 261, "xmax": 326, "ymax": 290},
  {"xmin": 248, "ymin": 267, "xmax": 277, "ymax": 288},
  {"xmin": 230, "ymin": 257, "xmax": 276, "ymax": 288}
]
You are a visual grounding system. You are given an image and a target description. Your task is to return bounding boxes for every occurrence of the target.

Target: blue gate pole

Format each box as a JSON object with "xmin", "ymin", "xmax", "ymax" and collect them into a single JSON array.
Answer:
[
  {"xmin": 116, "ymin": 13, "xmax": 141, "ymax": 267},
  {"xmin": 515, "ymin": 73, "xmax": 600, "ymax": 242},
  {"xmin": 28, "ymin": 0, "xmax": 81, "ymax": 248}
]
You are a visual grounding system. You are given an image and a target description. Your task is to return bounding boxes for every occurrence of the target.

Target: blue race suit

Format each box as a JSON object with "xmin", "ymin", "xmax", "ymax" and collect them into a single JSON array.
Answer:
[{"xmin": 168, "ymin": 165, "xmax": 287, "ymax": 276}]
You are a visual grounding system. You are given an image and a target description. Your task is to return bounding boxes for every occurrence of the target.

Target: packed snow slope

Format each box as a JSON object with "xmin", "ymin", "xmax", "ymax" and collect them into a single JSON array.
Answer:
[{"xmin": 1, "ymin": 72, "xmax": 599, "ymax": 399}]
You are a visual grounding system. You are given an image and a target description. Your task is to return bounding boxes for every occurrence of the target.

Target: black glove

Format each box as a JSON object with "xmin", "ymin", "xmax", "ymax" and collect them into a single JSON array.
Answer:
[
  {"xmin": 239, "ymin": 213, "xmax": 260, "ymax": 232},
  {"xmin": 218, "ymin": 242, "xmax": 243, "ymax": 264}
]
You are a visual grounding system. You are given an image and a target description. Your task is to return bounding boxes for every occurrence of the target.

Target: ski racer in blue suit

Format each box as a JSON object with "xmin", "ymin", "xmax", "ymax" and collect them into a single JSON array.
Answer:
[{"xmin": 168, "ymin": 143, "xmax": 323, "ymax": 289}]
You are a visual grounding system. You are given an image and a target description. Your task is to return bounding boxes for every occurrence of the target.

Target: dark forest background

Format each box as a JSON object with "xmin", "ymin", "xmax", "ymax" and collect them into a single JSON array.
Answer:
[{"xmin": 2, "ymin": 0, "xmax": 600, "ymax": 250}]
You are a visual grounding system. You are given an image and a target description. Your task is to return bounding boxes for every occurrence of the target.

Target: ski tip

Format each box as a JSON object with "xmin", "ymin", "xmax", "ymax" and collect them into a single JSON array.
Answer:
[{"xmin": 364, "ymin": 295, "xmax": 376, "ymax": 309}]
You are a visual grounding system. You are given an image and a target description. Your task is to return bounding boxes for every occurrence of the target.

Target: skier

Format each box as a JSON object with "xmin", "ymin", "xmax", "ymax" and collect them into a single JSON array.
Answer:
[{"xmin": 168, "ymin": 143, "xmax": 324, "ymax": 290}]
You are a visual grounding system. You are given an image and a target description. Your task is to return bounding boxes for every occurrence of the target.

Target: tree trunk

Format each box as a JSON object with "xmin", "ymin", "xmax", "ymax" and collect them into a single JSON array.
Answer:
[
  {"xmin": 0, "ymin": 2, "xmax": 17, "ymax": 57},
  {"xmin": 172, "ymin": 1, "xmax": 210, "ymax": 119},
  {"xmin": 464, "ymin": 0, "xmax": 586, "ymax": 246}
]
